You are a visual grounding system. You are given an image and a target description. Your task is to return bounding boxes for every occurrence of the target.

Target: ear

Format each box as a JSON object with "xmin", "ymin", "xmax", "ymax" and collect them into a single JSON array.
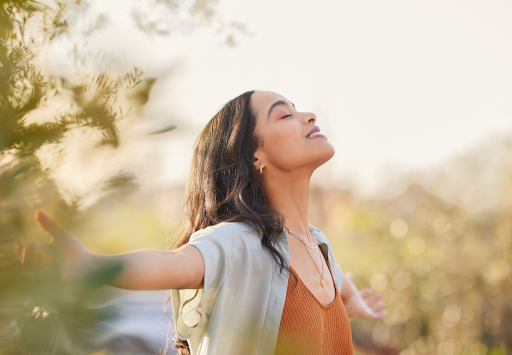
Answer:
[{"xmin": 252, "ymin": 154, "xmax": 265, "ymax": 172}]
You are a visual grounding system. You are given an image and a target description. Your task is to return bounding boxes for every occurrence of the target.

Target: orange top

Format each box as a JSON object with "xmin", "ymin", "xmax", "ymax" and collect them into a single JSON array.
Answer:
[{"xmin": 275, "ymin": 250, "xmax": 354, "ymax": 355}]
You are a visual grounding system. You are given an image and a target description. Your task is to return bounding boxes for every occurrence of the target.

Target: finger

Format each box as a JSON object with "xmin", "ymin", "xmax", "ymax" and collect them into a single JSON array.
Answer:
[
  {"xmin": 359, "ymin": 288, "xmax": 374, "ymax": 298},
  {"xmin": 365, "ymin": 293, "xmax": 383, "ymax": 306},
  {"xmin": 372, "ymin": 302, "xmax": 385, "ymax": 312},
  {"xmin": 35, "ymin": 210, "xmax": 65, "ymax": 242},
  {"xmin": 357, "ymin": 306, "xmax": 377, "ymax": 320}
]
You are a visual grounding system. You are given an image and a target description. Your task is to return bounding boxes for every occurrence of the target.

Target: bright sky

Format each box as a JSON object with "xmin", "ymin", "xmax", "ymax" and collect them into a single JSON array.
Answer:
[{"xmin": 47, "ymin": 0, "xmax": 512, "ymax": 199}]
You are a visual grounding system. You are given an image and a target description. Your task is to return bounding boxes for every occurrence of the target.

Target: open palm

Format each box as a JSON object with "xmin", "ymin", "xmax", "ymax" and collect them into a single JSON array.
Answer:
[
  {"xmin": 345, "ymin": 272, "xmax": 387, "ymax": 320},
  {"xmin": 21, "ymin": 210, "xmax": 94, "ymax": 284}
]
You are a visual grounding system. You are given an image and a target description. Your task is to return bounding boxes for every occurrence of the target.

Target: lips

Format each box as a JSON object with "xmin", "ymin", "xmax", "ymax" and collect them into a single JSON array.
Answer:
[{"xmin": 306, "ymin": 126, "xmax": 321, "ymax": 138}]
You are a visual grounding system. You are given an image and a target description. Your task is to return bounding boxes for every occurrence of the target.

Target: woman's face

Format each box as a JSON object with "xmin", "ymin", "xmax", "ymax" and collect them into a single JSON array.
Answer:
[{"xmin": 251, "ymin": 91, "xmax": 335, "ymax": 174}]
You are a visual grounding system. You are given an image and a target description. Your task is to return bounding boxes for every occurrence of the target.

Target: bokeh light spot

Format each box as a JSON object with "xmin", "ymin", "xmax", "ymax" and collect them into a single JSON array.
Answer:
[
  {"xmin": 390, "ymin": 218, "xmax": 408, "ymax": 238},
  {"xmin": 408, "ymin": 237, "xmax": 426, "ymax": 256},
  {"xmin": 443, "ymin": 304, "xmax": 461, "ymax": 327},
  {"xmin": 370, "ymin": 272, "xmax": 388, "ymax": 292},
  {"xmin": 392, "ymin": 271, "xmax": 410, "ymax": 290}
]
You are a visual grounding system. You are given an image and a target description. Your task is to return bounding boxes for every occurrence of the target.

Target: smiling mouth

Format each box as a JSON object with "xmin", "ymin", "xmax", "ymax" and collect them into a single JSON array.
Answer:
[
  {"xmin": 306, "ymin": 127, "xmax": 327, "ymax": 139},
  {"xmin": 307, "ymin": 131, "xmax": 324, "ymax": 139}
]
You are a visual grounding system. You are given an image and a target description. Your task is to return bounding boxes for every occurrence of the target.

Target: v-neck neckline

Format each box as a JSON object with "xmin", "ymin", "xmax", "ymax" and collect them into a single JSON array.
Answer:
[{"xmin": 288, "ymin": 248, "xmax": 339, "ymax": 308}]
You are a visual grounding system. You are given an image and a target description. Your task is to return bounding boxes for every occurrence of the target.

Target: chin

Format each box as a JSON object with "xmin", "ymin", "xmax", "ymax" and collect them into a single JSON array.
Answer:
[
  {"xmin": 312, "ymin": 144, "xmax": 335, "ymax": 168},
  {"xmin": 323, "ymin": 148, "xmax": 336, "ymax": 164},
  {"xmin": 322, "ymin": 142, "xmax": 336, "ymax": 159}
]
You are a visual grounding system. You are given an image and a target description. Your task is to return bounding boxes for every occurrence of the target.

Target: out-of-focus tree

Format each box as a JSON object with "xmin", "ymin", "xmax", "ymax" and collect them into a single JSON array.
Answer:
[
  {"xmin": 309, "ymin": 137, "xmax": 512, "ymax": 355},
  {"xmin": 0, "ymin": 0, "xmax": 181, "ymax": 352},
  {"xmin": 131, "ymin": 0, "xmax": 250, "ymax": 46}
]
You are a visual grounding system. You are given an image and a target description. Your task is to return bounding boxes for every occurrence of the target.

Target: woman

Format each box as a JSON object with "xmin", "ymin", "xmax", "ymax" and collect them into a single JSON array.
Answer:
[{"xmin": 34, "ymin": 90, "xmax": 386, "ymax": 355}]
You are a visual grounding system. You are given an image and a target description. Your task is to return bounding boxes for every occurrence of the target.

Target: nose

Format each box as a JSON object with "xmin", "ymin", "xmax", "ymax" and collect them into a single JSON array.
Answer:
[{"xmin": 304, "ymin": 112, "xmax": 316, "ymax": 124}]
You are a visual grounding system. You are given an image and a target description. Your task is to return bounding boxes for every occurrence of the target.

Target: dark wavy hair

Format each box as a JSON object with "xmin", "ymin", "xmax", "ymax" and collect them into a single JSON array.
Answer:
[{"xmin": 170, "ymin": 90, "xmax": 290, "ymax": 354}]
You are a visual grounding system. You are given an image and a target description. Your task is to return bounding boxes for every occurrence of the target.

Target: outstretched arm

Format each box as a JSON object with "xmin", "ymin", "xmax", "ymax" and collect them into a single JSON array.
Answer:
[
  {"xmin": 94, "ymin": 246, "xmax": 204, "ymax": 289},
  {"xmin": 32, "ymin": 210, "xmax": 205, "ymax": 290}
]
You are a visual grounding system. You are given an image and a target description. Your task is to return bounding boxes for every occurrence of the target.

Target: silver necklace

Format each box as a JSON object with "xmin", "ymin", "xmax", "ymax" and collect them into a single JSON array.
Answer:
[
  {"xmin": 284, "ymin": 224, "xmax": 326, "ymax": 287},
  {"xmin": 284, "ymin": 225, "xmax": 319, "ymax": 249}
]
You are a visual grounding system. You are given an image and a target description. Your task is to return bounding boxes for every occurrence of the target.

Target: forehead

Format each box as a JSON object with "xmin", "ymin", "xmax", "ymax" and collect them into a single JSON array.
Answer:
[{"xmin": 251, "ymin": 91, "xmax": 292, "ymax": 117}]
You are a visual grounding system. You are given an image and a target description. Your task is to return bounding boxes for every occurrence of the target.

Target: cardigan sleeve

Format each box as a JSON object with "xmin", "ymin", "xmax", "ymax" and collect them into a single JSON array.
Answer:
[{"xmin": 171, "ymin": 229, "xmax": 227, "ymax": 339}]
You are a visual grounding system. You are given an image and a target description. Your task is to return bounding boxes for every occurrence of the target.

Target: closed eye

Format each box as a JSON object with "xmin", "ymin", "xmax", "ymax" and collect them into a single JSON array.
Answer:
[{"xmin": 281, "ymin": 114, "xmax": 292, "ymax": 119}]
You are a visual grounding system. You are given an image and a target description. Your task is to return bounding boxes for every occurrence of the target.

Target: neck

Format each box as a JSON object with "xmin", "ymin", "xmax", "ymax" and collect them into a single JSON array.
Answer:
[{"xmin": 262, "ymin": 167, "xmax": 312, "ymax": 237}]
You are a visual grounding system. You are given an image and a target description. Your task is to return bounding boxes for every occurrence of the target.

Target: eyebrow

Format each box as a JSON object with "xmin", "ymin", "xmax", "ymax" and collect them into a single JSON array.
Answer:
[{"xmin": 267, "ymin": 100, "xmax": 296, "ymax": 120}]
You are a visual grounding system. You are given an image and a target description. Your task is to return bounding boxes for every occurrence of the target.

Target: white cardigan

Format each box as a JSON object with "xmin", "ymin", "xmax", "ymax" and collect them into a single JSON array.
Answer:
[{"xmin": 171, "ymin": 222, "xmax": 344, "ymax": 355}]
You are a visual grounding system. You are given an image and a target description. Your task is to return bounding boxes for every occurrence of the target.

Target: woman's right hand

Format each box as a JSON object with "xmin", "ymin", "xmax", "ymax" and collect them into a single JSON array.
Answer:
[
  {"xmin": 25, "ymin": 210, "xmax": 94, "ymax": 284},
  {"xmin": 28, "ymin": 210, "xmax": 205, "ymax": 290}
]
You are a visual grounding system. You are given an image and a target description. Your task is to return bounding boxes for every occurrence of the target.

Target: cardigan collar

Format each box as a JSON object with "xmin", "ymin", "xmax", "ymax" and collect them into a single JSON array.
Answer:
[{"xmin": 280, "ymin": 224, "xmax": 324, "ymax": 242}]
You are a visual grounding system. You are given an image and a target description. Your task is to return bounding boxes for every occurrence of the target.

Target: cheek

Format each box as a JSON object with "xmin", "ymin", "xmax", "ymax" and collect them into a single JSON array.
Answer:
[
  {"xmin": 261, "ymin": 130, "xmax": 308, "ymax": 164},
  {"xmin": 261, "ymin": 130, "xmax": 335, "ymax": 170}
]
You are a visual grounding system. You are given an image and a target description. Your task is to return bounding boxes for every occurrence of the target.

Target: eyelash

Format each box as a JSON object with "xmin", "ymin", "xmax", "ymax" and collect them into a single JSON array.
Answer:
[{"xmin": 281, "ymin": 114, "xmax": 292, "ymax": 119}]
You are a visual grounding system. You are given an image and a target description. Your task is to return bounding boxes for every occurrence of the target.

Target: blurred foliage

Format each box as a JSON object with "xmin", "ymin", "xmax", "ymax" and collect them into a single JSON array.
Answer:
[
  {"xmin": 308, "ymin": 137, "xmax": 512, "ymax": 355},
  {"xmin": 131, "ymin": 0, "xmax": 250, "ymax": 46},
  {"xmin": 0, "ymin": 0, "xmax": 168, "ymax": 353}
]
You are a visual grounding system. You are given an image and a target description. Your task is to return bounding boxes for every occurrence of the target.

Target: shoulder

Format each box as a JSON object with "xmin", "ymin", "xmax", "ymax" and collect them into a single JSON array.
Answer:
[
  {"xmin": 190, "ymin": 221, "xmax": 261, "ymax": 244},
  {"xmin": 187, "ymin": 221, "xmax": 270, "ymax": 271}
]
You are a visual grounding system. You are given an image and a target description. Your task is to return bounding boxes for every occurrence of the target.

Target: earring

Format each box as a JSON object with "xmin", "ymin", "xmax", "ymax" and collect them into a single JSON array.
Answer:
[{"xmin": 260, "ymin": 163, "xmax": 262, "ymax": 174}]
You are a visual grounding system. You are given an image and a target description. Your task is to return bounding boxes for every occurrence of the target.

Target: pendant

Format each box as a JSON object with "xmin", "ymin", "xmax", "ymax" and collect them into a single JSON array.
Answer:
[{"xmin": 321, "ymin": 278, "xmax": 326, "ymax": 287}]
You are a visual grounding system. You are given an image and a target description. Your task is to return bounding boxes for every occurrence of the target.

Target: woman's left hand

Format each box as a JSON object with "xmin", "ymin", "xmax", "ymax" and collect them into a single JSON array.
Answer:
[{"xmin": 345, "ymin": 272, "xmax": 387, "ymax": 320}]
